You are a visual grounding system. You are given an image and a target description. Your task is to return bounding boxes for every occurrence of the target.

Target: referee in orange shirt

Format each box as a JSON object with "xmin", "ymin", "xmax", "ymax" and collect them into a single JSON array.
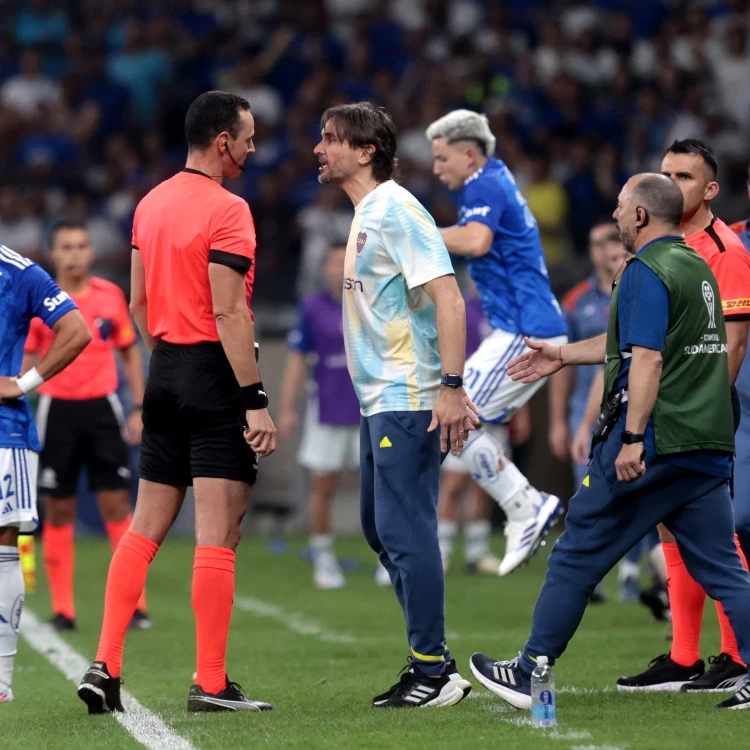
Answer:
[
  {"xmin": 23, "ymin": 220, "xmax": 149, "ymax": 632},
  {"xmin": 78, "ymin": 91, "xmax": 276, "ymax": 714}
]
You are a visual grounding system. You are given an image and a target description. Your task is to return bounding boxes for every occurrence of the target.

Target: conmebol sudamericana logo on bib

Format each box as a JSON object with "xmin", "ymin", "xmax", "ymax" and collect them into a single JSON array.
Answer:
[
  {"xmin": 702, "ymin": 280, "xmax": 716, "ymax": 329},
  {"xmin": 684, "ymin": 280, "xmax": 727, "ymax": 356}
]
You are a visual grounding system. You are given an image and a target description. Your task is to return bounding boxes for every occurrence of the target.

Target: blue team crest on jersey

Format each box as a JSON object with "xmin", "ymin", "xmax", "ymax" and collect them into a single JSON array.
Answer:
[{"xmin": 357, "ymin": 231, "xmax": 367, "ymax": 254}]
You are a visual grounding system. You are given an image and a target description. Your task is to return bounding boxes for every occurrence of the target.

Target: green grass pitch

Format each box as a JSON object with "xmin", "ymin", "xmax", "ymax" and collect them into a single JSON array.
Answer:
[{"xmin": 2, "ymin": 533, "xmax": 745, "ymax": 749}]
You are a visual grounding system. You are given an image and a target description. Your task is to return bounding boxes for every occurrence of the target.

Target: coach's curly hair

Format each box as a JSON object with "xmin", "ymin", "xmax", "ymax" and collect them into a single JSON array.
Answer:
[{"xmin": 321, "ymin": 102, "xmax": 399, "ymax": 183}]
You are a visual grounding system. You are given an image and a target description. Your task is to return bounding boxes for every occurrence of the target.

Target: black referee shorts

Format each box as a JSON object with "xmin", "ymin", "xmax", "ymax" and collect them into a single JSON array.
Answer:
[
  {"xmin": 139, "ymin": 340, "xmax": 258, "ymax": 487},
  {"xmin": 37, "ymin": 395, "xmax": 131, "ymax": 497}
]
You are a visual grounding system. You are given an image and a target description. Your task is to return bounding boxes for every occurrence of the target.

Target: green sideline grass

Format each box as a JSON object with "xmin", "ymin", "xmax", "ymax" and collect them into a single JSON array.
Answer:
[{"xmin": 3, "ymin": 534, "xmax": 745, "ymax": 749}]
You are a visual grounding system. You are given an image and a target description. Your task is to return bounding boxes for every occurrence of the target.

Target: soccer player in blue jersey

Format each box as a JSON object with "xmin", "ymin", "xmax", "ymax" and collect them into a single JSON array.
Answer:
[
  {"xmin": 0, "ymin": 245, "xmax": 89, "ymax": 701},
  {"xmin": 426, "ymin": 110, "xmax": 566, "ymax": 575}
]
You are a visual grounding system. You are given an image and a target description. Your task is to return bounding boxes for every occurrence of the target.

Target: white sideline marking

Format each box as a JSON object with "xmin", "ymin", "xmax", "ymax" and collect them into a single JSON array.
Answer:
[
  {"xmin": 234, "ymin": 595, "xmax": 357, "ymax": 644},
  {"xmin": 21, "ymin": 610, "xmax": 196, "ymax": 750},
  {"xmin": 570, "ymin": 746, "xmax": 624, "ymax": 750},
  {"xmin": 546, "ymin": 730, "xmax": 593, "ymax": 740}
]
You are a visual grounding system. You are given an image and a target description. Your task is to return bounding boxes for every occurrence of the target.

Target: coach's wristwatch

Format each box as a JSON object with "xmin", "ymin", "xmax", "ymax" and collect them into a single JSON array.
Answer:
[
  {"xmin": 441, "ymin": 374, "xmax": 463, "ymax": 389},
  {"xmin": 621, "ymin": 431, "xmax": 645, "ymax": 444}
]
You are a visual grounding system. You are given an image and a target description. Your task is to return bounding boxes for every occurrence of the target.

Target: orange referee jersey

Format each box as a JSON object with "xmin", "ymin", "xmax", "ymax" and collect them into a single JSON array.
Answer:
[
  {"xmin": 132, "ymin": 169, "xmax": 257, "ymax": 345},
  {"xmin": 25, "ymin": 276, "xmax": 136, "ymax": 400},
  {"xmin": 685, "ymin": 217, "xmax": 750, "ymax": 320}
]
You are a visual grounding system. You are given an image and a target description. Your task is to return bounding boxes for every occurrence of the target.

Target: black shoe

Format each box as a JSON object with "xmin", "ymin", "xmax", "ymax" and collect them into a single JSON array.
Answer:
[
  {"xmin": 469, "ymin": 652, "xmax": 532, "ymax": 709},
  {"xmin": 372, "ymin": 661, "xmax": 471, "ymax": 708},
  {"xmin": 187, "ymin": 679, "xmax": 274, "ymax": 712},
  {"xmin": 617, "ymin": 653, "xmax": 704, "ymax": 691},
  {"xmin": 129, "ymin": 610, "xmax": 153, "ymax": 630},
  {"xmin": 681, "ymin": 653, "xmax": 747, "ymax": 692},
  {"xmin": 49, "ymin": 613, "xmax": 76, "ymax": 631},
  {"xmin": 639, "ymin": 585, "xmax": 671, "ymax": 622},
  {"xmin": 78, "ymin": 661, "xmax": 124, "ymax": 714},
  {"xmin": 716, "ymin": 678, "xmax": 750, "ymax": 709}
]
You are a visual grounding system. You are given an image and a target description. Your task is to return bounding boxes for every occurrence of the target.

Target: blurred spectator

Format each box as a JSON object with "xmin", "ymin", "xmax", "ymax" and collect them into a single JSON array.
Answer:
[
  {"xmin": 0, "ymin": 48, "xmax": 60, "ymax": 119},
  {"xmin": 0, "ymin": 185, "xmax": 44, "ymax": 260},
  {"xmin": 107, "ymin": 20, "xmax": 172, "ymax": 124},
  {"xmin": 523, "ymin": 150, "xmax": 569, "ymax": 266},
  {"xmin": 0, "ymin": 0, "xmax": 745, "ymax": 315}
]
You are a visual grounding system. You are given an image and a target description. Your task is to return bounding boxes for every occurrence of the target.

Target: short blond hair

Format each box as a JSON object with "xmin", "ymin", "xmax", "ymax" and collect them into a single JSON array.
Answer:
[{"xmin": 425, "ymin": 110, "xmax": 496, "ymax": 157}]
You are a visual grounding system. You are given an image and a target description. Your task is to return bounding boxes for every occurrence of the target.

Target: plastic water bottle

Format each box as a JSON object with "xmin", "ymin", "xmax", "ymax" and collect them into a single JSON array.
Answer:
[{"xmin": 531, "ymin": 656, "xmax": 557, "ymax": 728}]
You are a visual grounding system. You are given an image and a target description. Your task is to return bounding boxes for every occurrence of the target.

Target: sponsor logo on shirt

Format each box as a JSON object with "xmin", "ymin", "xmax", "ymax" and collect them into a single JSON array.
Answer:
[
  {"xmin": 344, "ymin": 277, "xmax": 363, "ymax": 292},
  {"xmin": 43, "ymin": 291, "xmax": 71, "ymax": 312},
  {"xmin": 723, "ymin": 298, "xmax": 750, "ymax": 310},
  {"xmin": 462, "ymin": 206, "xmax": 491, "ymax": 219}
]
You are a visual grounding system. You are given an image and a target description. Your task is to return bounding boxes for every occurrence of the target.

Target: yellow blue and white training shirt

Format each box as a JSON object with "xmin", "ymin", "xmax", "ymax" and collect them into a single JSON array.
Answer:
[{"xmin": 343, "ymin": 180, "xmax": 454, "ymax": 417}]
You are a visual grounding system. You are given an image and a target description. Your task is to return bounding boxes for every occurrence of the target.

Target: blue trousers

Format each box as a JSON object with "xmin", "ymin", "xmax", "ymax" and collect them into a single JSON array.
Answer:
[
  {"xmin": 360, "ymin": 411, "xmax": 448, "ymax": 675},
  {"xmin": 733, "ymin": 419, "xmax": 750, "ymax": 551},
  {"xmin": 524, "ymin": 430, "xmax": 750, "ymax": 670}
]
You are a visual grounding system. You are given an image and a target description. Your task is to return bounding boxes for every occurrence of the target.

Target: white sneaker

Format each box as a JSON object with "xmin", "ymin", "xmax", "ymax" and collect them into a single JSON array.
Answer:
[
  {"xmin": 499, "ymin": 493, "xmax": 563, "ymax": 576},
  {"xmin": 467, "ymin": 553, "xmax": 503, "ymax": 575},
  {"xmin": 314, "ymin": 562, "xmax": 345, "ymax": 590},
  {"xmin": 0, "ymin": 681, "xmax": 13, "ymax": 702},
  {"xmin": 374, "ymin": 562, "xmax": 392, "ymax": 587}
]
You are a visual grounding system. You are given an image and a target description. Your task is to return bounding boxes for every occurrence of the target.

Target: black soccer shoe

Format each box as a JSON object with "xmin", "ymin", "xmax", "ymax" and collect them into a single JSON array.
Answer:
[
  {"xmin": 372, "ymin": 662, "xmax": 470, "ymax": 708},
  {"xmin": 716, "ymin": 677, "xmax": 750, "ymax": 709},
  {"xmin": 49, "ymin": 613, "xmax": 76, "ymax": 631},
  {"xmin": 639, "ymin": 584, "xmax": 671, "ymax": 622},
  {"xmin": 617, "ymin": 653, "xmax": 704, "ymax": 692},
  {"xmin": 78, "ymin": 661, "xmax": 124, "ymax": 714},
  {"xmin": 681, "ymin": 653, "xmax": 748, "ymax": 693},
  {"xmin": 129, "ymin": 609, "xmax": 153, "ymax": 630},
  {"xmin": 187, "ymin": 680, "xmax": 274, "ymax": 712}
]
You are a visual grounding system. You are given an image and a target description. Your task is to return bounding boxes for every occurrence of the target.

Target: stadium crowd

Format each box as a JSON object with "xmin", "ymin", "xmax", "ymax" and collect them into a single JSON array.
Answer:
[{"xmin": 1, "ymin": 0, "xmax": 750, "ymax": 302}]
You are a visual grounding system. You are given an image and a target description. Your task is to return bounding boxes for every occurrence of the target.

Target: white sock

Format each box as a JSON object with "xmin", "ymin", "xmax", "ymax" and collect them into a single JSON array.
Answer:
[
  {"xmin": 0, "ymin": 546, "xmax": 24, "ymax": 689},
  {"xmin": 438, "ymin": 520, "xmax": 458, "ymax": 568},
  {"xmin": 310, "ymin": 534, "xmax": 336, "ymax": 567},
  {"xmin": 457, "ymin": 430, "xmax": 538, "ymax": 521},
  {"xmin": 618, "ymin": 558, "xmax": 640, "ymax": 583},
  {"xmin": 649, "ymin": 543, "xmax": 667, "ymax": 586},
  {"xmin": 464, "ymin": 520, "xmax": 491, "ymax": 564}
]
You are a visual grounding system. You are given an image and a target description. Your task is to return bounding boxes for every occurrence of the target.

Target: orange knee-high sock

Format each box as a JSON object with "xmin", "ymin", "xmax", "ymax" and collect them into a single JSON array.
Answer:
[
  {"xmin": 664, "ymin": 542, "xmax": 705, "ymax": 666},
  {"xmin": 95, "ymin": 531, "xmax": 159, "ymax": 677},
  {"xmin": 192, "ymin": 546, "xmax": 235, "ymax": 695},
  {"xmin": 714, "ymin": 534, "xmax": 748, "ymax": 666},
  {"xmin": 105, "ymin": 517, "xmax": 148, "ymax": 613},
  {"xmin": 42, "ymin": 523, "xmax": 75, "ymax": 620}
]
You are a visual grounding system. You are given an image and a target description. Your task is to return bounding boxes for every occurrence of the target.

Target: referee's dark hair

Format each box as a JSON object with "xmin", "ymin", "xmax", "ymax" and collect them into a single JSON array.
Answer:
[
  {"xmin": 49, "ymin": 218, "xmax": 87, "ymax": 249},
  {"xmin": 321, "ymin": 102, "xmax": 398, "ymax": 183},
  {"xmin": 633, "ymin": 174, "xmax": 684, "ymax": 228},
  {"xmin": 666, "ymin": 139, "xmax": 718, "ymax": 180},
  {"xmin": 185, "ymin": 91, "xmax": 251, "ymax": 151}
]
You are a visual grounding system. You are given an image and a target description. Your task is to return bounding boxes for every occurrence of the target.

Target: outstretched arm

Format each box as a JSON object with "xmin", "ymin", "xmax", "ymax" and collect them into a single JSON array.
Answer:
[{"xmin": 508, "ymin": 334, "xmax": 607, "ymax": 383}]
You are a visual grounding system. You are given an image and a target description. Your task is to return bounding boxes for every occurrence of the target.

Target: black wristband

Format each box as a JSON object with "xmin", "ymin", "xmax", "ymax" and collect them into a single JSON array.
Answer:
[{"xmin": 240, "ymin": 382, "xmax": 268, "ymax": 410}]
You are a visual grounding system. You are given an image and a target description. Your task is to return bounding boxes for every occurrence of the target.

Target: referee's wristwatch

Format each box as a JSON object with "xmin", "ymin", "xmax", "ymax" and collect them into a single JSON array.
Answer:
[
  {"xmin": 441, "ymin": 374, "xmax": 463, "ymax": 389},
  {"xmin": 621, "ymin": 430, "xmax": 645, "ymax": 444}
]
